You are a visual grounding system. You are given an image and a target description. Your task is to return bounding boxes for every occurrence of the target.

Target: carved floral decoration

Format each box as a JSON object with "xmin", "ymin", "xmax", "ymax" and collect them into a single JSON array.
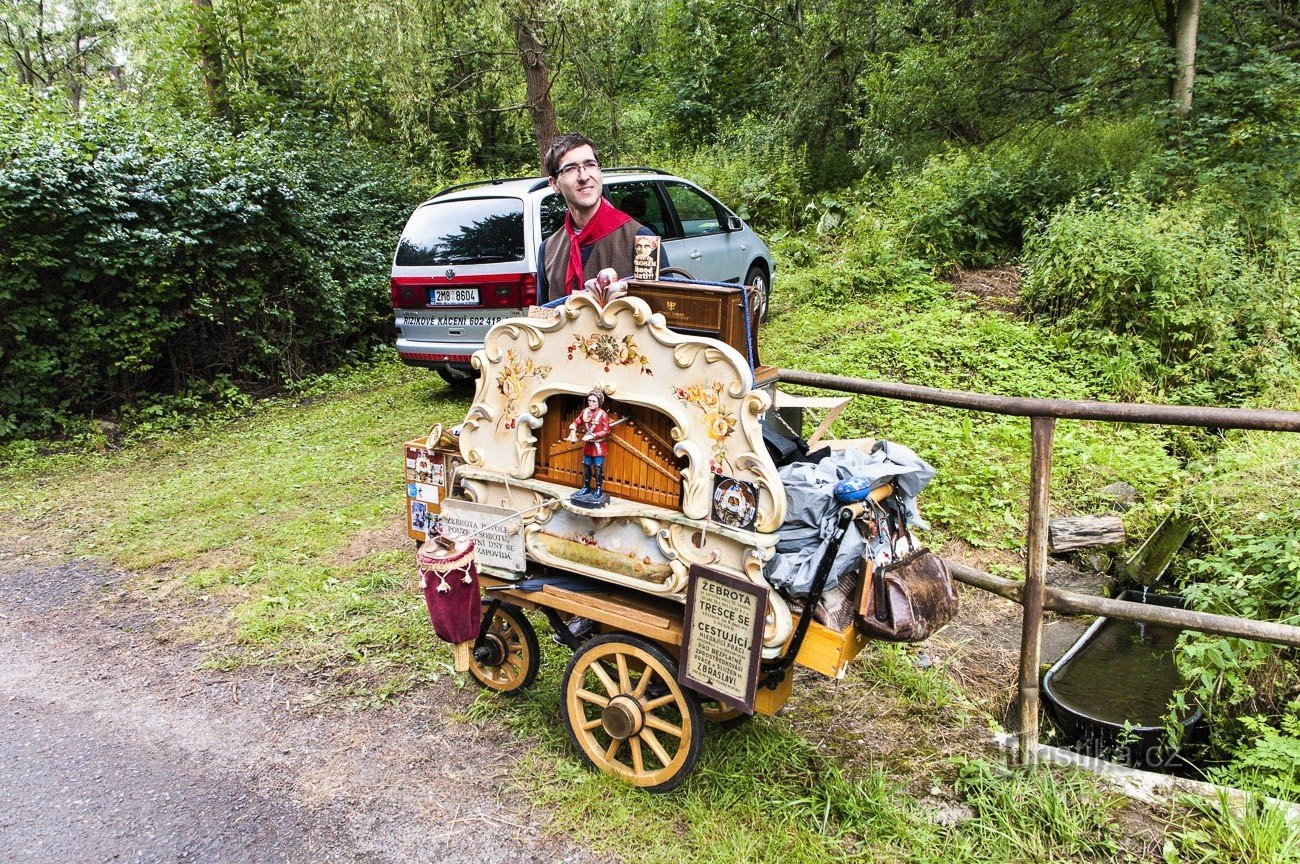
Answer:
[
  {"xmin": 673, "ymin": 381, "xmax": 737, "ymax": 474},
  {"xmin": 496, "ymin": 349, "xmax": 552, "ymax": 430},
  {"xmin": 568, "ymin": 332, "xmax": 653, "ymax": 375}
]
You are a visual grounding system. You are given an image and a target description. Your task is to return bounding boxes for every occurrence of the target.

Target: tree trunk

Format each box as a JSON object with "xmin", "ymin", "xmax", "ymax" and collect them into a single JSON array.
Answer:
[
  {"xmin": 192, "ymin": 0, "xmax": 231, "ymax": 121},
  {"xmin": 1170, "ymin": 0, "xmax": 1200, "ymax": 117},
  {"xmin": 513, "ymin": 3, "xmax": 558, "ymax": 171},
  {"xmin": 68, "ymin": 19, "xmax": 84, "ymax": 113}
]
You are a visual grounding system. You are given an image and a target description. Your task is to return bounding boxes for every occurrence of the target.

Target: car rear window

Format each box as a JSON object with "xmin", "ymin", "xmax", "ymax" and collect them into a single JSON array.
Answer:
[{"xmin": 395, "ymin": 197, "xmax": 525, "ymax": 266}]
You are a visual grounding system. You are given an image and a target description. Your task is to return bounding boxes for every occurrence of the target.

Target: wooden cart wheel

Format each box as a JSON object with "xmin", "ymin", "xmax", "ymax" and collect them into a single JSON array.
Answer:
[
  {"xmin": 560, "ymin": 634, "xmax": 704, "ymax": 793},
  {"xmin": 468, "ymin": 601, "xmax": 540, "ymax": 695}
]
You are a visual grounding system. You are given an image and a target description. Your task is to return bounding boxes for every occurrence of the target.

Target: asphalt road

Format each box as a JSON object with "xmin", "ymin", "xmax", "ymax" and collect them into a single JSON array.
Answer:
[{"xmin": 2, "ymin": 661, "xmax": 344, "ymax": 863}]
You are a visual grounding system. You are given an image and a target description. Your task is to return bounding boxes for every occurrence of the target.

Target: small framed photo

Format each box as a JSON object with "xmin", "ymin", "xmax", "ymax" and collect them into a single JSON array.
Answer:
[{"xmin": 711, "ymin": 475, "xmax": 758, "ymax": 531}]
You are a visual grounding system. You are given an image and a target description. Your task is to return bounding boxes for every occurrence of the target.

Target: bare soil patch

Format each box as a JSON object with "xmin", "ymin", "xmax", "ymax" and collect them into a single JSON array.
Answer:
[{"xmin": 947, "ymin": 266, "xmax": 1025, "ymax": 314}]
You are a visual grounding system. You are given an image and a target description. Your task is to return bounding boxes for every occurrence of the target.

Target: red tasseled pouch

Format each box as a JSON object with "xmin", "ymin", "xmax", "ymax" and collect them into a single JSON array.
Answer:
[{"xmin": 417, "ymin": 536, "xmax": 480, "ymax": 645}]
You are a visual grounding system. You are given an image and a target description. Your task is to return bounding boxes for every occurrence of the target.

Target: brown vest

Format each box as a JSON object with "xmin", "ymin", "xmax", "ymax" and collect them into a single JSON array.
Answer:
[{"xmin": 542, "ymin": 220, "xmax": 644, "ymax": 300}]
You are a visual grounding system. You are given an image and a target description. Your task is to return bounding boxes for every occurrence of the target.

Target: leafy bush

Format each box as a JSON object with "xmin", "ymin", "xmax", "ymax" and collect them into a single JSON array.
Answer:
[
  {"xmin": 1158, "ymin": 48, "xmax": 1300, "ymax": 242},
  {"xmin": 778, "ymin": 214, "xmax": 938, "ymax": 310},
  {"xmin": 658, "ymin": 121, "xmax": 809, "ymax": 232},
  {"xmin": 885, "ymin": 119, "xmax": 1160, "ymax": 268},
  {"xmin": 1021, "ymin": 196, "xmax": 1297, "ymax": 405},
  {"xmin": 1171, "ymin": 423, "xmax": 1300, "ymax": 799},
  {"xmin": 0, "ymin": 95, "xmax": 417, "ymax": 439}
]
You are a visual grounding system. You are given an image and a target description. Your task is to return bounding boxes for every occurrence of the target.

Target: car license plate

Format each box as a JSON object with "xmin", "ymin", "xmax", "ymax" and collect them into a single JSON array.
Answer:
[
  {"xmin": 398, "ymin": 312, "xmax": 497, "ymax": 328},
  {"xmin": 429, "ymin": 287, "xmax": 480, "ymax": 306}
]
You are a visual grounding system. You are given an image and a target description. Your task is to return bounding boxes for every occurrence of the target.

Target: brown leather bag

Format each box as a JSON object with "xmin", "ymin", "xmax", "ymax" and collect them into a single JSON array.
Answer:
[{"xmin": 857, "ymin": 549, "xmax": 959, "ymax": 642}]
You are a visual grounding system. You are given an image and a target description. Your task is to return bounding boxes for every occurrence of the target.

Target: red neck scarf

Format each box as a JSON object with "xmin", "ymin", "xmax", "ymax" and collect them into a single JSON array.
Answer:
[{"xmin": 563, "ymin": 198, "xmax": 631, "ymax": 295}]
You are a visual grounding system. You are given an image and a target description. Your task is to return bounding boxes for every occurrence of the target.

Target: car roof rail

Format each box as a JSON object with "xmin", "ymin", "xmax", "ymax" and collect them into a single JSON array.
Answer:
[
  {"xmin": 430, "ymin": 174, "xmax": 547, "ymax": 199},
  {"xmin": 433, "ymin": 167, "xmax": 672, "ymax": 199},
  {"xmin": 602, "ymin": 166, "xmax": 671, "ymax": 176}
]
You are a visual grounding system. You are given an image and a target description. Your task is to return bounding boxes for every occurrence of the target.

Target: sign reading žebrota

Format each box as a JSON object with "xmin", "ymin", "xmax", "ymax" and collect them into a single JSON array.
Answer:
[
  {"xmin": 437, "ymin": 499, "xmax": 525, "ymax": 572},
  {"xmin": 680, "ymin": 565, "xmax": 767, "ymax": 714}
]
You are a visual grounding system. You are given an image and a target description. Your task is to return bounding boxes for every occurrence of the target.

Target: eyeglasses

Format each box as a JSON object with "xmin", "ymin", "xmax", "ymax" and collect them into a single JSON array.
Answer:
[{"xmin": 555, "ymin": 159, "xmax": 601, "ymax": 179}]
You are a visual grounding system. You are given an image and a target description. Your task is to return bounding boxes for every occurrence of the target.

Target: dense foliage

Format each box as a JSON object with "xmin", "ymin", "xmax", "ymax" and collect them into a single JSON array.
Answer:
[{"xmin": 0, "ymin": 96, "xmax": 415, "ymax": 438}]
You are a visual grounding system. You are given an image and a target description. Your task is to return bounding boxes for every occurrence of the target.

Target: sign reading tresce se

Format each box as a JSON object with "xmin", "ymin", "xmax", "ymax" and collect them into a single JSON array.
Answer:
[{"xmin": 679, "ymin": 564, "xmax": 767, "ymax": 715}]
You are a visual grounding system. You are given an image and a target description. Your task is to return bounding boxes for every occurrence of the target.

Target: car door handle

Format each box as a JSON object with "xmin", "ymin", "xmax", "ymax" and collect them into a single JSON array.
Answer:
[{"xmin": 689, "ymin": 251, "xmax": 702, "ymax": 260}]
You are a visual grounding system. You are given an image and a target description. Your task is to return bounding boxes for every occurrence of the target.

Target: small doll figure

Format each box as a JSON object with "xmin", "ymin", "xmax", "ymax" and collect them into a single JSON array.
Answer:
[{"xmin": 567, "ymin": 389, "xmax": 612, "ymax": 508}]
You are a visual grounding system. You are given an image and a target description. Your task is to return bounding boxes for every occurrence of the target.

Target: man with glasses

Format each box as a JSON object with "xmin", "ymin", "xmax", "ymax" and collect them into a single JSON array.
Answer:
[{"xmin": 537, "ymin": 133, "xmax": 664, "ymax": 303}]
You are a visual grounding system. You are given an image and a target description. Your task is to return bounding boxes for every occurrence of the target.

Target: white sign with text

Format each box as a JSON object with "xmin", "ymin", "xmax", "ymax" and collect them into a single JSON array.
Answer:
[{"xmin": 438, "ymin": 499, "xmax": 526, "ymax": 572}]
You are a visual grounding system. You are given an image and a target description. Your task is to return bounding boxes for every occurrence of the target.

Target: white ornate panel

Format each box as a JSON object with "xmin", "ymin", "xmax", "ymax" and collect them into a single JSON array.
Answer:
[{"xmin": 459, "ymin": 293, "xmax": 787, "ymax": 530}]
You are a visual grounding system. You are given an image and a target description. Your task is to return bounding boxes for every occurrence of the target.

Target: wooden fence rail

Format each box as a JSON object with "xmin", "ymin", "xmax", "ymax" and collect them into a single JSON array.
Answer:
[{"xmin": 777, "ymin": 368, "xmax": 1300, "ymax": 765}]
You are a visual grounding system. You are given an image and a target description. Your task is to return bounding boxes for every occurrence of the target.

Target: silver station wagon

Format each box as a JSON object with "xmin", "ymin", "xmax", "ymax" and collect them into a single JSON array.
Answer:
[{"xmin": 390, "ymin": 168, "xmax": 775, "ymax": 387}]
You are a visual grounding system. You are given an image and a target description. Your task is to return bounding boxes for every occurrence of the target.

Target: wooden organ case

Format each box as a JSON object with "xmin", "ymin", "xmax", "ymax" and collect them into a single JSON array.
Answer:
[{"xmin": 624, "ymin": 279, "xmax": 777, "ymax": 387}]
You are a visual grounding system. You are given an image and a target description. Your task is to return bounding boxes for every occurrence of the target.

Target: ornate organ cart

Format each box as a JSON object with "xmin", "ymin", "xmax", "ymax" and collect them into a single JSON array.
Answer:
[{"xmin": 404, "ymin": 279, "xmax": 947, "ymax": 792}]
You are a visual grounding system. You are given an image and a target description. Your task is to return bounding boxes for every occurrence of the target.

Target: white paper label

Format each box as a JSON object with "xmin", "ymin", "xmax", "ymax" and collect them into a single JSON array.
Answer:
[{"xmin": 438, "ymin": 499, "xmax": 526, "ymax": 572}]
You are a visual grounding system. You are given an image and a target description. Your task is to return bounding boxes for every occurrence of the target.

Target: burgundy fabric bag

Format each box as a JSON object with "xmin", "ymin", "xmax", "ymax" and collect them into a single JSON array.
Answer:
[{"xmin": 417, "ymin": 537, "xmax": 480, "ymax": 645}]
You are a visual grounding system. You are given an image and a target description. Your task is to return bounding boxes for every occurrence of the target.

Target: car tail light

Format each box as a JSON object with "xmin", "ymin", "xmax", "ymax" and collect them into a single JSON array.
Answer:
[
  {"xmin": 390, "ymin": 274, "xmax": 536, "ymax": 309},
  {"xmin": 390, "ymin": 278, "xmax": 426, "ymax": 309}
]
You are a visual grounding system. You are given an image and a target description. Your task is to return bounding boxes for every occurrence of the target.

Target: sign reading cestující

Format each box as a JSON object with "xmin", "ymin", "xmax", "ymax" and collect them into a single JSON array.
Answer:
[{"xmin": 680, "ymin": 564, "xmax": 766, "ymax": 714}]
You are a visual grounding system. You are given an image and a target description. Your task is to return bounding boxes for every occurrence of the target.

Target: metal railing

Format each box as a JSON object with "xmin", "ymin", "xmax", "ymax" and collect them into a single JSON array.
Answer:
[{"xmin": 777, "ymin": 368, "xmax": 1300, "ymax": 765}]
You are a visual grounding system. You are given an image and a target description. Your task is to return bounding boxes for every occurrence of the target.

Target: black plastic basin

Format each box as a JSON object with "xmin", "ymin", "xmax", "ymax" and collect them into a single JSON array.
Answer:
[{"xmin": 1041, "ymin": 590, "xmax": 1203, "ymax": 771}]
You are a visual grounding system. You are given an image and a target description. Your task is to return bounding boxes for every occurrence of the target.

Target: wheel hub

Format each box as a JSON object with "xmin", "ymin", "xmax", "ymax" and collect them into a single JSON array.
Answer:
[
  {"xmin": 601, "ymin": 694, "xmax": 645, "ymax": 739},
  {"xmin": 474, "ymin": 633, "xmax": 505, "ymax": 667}
]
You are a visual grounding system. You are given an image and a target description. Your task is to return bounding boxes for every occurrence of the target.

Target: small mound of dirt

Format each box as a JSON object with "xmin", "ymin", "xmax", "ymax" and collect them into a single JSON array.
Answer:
[{"xmin": 948, "ymin": 266, "xmax": 1025, "ymax": 314}]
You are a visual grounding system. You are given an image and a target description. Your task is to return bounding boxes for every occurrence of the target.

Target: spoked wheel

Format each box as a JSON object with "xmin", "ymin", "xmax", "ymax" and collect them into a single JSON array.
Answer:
[
  {"xmin": 468, "ymin": 601, "xmax": 540, "ymax": 695},
  {"xmin": 560, "ymin": 634, "xmax": 704, "ymax": 793},
  {"xmin": 745, "ymin": 265, "xmax": 771, "ymax": 322},
  {"xmin": 701, "ymin": 700, "xmax": 752, "ymax": 730}
]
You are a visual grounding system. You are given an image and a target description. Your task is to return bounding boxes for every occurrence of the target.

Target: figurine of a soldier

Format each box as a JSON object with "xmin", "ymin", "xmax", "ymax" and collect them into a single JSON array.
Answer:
[{"xmin": 568, "ymin": 389, "xmax": 611, "ymax": 507}]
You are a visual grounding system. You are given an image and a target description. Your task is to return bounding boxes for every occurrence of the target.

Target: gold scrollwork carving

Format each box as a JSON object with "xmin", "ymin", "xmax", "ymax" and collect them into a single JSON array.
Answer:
[
  {"xmin": 764, "ymin": 593, "xmax": 793, "ymax": 650},
  {"xmin": 633, "ymin": 517, "xmax": 662, "ymax": 537},
  {"xmin": 530, "ymin": 498, "xmax": 561, "ymax": 525},
  {"xmin": 461, "ymin": 404, "xmax": 493, "ymax": 435},
  {"xmin": 741, "ymin": 389, "xmax": 771, "ymax": 416},
  {"xmin": 734, "ymin": 452, "xmax": 788, "ymax": 531},
  {"xmin": 742, "ymin": 546, "xmax": 775, "ymax": 584},
  {"xmin": 461, "ymin": 479, "xmax": 487, "ymax": 503},
  {"xmin": 514, "ymin": 435, "xmax": 536, "ymax": 478}
]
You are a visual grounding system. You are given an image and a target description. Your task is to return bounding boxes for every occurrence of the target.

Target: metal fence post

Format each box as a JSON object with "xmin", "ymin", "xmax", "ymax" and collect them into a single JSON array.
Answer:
[{"xmin": 1017, "ymin": 416, "xmax": 1055, "ymax": 765}]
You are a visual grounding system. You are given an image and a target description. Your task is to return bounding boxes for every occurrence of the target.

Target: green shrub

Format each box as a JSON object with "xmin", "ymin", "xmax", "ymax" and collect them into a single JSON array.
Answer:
[
  {"xmin": 1022, "ymin": 196, "xmax": 1297, "ymax": 405},
  {"xmin": 1159, "ymin": 48, "xmax": 1300, "ymax": 242},
  {"xmin": 778, "ymin": 213, "xmax": 938, "ymax": 310},
  {"xmin": 657, "ymin": 121, "xmax": 809, "ymax": 232},
  {"xmin": 885, "ymin": 119, "xmax": 1160, "ymax": 268},
  {"xmin": 1171, "ymin": 424, "xmax": 1300, "ymax": 800},
  {"xmin": 0, "ymin": 95, "xmax": 417, "ymax": 439}
]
